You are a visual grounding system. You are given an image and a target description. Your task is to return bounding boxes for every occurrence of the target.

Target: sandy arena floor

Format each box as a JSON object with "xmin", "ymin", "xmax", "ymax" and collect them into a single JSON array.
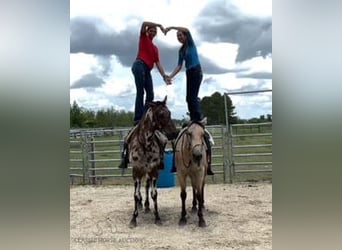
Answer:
[{"xmin": 70, "ymin": 182, "xmax": 272, "ymax": 250}]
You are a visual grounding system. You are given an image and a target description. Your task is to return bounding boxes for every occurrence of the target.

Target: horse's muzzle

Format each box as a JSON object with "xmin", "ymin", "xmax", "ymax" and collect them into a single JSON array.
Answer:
[
  {"xmin": 193, "ymin": 153, "xmax": 202, "ymax": 166},
  {"xmin": 192, "ymin": 145, "xmax": 203, "ymax": 166}
]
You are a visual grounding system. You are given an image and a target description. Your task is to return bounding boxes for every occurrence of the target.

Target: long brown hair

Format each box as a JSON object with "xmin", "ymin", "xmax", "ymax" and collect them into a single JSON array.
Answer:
[{"xmin": 179, "ymin": 30, "xmax": 188, "ymax": 57}]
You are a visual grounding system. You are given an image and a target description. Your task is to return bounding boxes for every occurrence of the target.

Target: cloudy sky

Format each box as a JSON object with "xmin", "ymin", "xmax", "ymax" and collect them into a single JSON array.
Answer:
[{"xmin": 70, "ymin": 0, "xmax": 272, "ymax": 120}]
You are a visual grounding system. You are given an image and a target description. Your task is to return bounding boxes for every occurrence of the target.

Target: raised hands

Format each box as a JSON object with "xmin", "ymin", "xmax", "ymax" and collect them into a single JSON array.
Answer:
[
  {"xmin": 158, "ymin": 24, "xmax": 166, "ymax": 35},
  {"xmin": 164, "ymin": 27, "xmax": 172, "ymax": 35},
  {"xmin": 160, "ymin": 26, "xmax": 173, "ymax": 35}
]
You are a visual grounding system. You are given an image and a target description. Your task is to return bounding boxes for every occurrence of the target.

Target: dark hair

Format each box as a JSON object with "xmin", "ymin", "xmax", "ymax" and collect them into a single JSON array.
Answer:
[
  {"xmin": 179, "ymin": 45, "xmax": 186, "ymax": 58},
  {"xmin": 179, "ymin": 31, "xmax": 188, "ymax": 56}
]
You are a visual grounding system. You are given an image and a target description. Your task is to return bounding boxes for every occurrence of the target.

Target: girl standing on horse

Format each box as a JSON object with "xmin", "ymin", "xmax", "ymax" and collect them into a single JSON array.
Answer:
[
  {"xmin": 132, "ymin": 21, "xmax": 171, "ymax": 125},
  {"xmin": 119, "ymin": 21, "xmax": 171, "ymax": 169},
  {"xmin": 164, "ymin": 26, "xmax": 214, "ymax": 175}
]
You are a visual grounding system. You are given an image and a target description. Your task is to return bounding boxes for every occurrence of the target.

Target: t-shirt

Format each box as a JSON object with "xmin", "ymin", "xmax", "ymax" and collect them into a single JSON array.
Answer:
[
  {"xmin": 177, "ymin": 31, "xmax": 200, "ymax": 70},
  {"xmin": 136, "ymin": 33, "xmax": 160, "ymax": 69}
]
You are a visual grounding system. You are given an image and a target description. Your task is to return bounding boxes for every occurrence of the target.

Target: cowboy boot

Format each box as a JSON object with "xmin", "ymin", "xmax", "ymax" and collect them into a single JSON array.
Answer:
[
  {"xmin": 118, "ymin": 142, "xmax": 129, "ymax": 169},
  {"xmin": 118, "ymin": 125, "xmax": 138, "ymax": 169},
  {"xmin": 155, "ymin": 130, "xmax": 168, "ymax": 170},
  {"xmin": 170, "ymin": 156, "xmax": 176, "ymax": 172},
  {"xmin": 204, "ymin": 132, "xmax": 214, "ymax": 175},
  {"xmin": 170, "ymin": 142, "xmax": 177, "ymax": 173},
  {"xmin": 159, "ymin": 151, "xmax": 165, "ymax": 170}
]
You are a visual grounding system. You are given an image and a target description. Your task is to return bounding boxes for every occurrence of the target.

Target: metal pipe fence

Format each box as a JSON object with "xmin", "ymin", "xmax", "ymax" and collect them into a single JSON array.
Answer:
[
  {"xmin": 228, "ymin": 122, "xmax": 272, "ymax": 183},
  {"xmin": 69, "ymin": 122, "xmax": 272, "ymax": 185},
  {"xmin": 69, "ymin": 126, "xmax": 228, "ymax": 185}
]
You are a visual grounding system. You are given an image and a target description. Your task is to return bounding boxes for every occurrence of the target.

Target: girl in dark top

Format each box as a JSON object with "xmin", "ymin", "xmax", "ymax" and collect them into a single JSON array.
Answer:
[
  {"xmin": 165, "ymin": 26, "xmax": 214, "ymax": 175},
  {"xmin": 165, "ymin": 26, "xmax": 202, "ymax": 122}
]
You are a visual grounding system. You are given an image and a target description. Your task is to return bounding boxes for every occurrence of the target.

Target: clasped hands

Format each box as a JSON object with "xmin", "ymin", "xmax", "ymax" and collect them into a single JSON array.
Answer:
[
  {"xmin": 159, "ymin": 25, "xmax": 173, "ymax": 85},
  {"xmin": 163, "ymin": 75, "xmax": 172, "ymax": 85}
]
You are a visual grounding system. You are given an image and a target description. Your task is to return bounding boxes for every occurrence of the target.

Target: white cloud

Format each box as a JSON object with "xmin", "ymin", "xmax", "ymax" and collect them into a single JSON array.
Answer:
[
  {"xmin": 232, "ymin": 0, "xmax": 272, "ymax": 17},
  {"xmin": 238, "ymin": 56, "xmax": 272, "ymax": 74},
  {"xmin": 70, "ymin": 53, "xmax": 98, "ymax": 84},
  {"xmin": 70, "ymin": 0, "xmax": 272, "ymax": 120},
  {"xmin": 197, "ymin": 42, "xmax": 238, "ymax": 69}
]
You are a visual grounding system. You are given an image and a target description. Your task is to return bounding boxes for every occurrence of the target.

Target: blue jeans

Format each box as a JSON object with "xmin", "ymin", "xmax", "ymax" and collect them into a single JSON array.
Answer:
[
  {"xmin": 186, "ymin": 65, "xmax": 203, "ymax": 121},
  {"xmin": 131, "ymin": 60, "xmax": 154, "ymax": 123}
]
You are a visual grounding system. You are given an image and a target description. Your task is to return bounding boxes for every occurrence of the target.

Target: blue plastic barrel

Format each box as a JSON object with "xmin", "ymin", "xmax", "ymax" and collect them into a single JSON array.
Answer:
[{"xmin": 157, "ymin": 150, "xmax": 175, "ymax": 188}]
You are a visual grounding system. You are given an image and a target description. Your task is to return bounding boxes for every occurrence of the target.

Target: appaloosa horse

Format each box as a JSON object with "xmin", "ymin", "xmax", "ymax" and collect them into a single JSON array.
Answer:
[
  {"xmin": 128, "ymin": 96, "xmax": 177, "ymax": 227},
  {"xmin": 174, "ymin": 118, "xmax": 208, "ymax": 227}
]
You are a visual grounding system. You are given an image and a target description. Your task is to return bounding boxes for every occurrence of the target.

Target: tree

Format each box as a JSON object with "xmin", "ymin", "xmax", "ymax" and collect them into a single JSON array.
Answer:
[
  {"xmin": 70, "ymin": 101, "xmax": 86, "ymax": 128},
  {"xmin": 200, "ymin": 92, "xmax": 237, "ymax": 125},
  {"xmin": 81, "ymin": 109, "xmax": 95, "ymax": 127}
]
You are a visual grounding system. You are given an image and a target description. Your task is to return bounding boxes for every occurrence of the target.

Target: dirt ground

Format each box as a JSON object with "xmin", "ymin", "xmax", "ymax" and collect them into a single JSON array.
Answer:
[{"xmin": 70, "ymin": 182, "xmax": 272, "ymax": 250}]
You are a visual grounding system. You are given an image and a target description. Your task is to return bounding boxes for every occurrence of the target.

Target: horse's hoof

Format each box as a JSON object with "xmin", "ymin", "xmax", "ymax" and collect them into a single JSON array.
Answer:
[
  {"xmin": 129, "ymin": 218, "xmax": 137, "ymax": 228},
  {"xmin": 198, "ymin": 219, "xmax": 206, "ymax": 227},
  {"xmin": 144, "ymin": 207, "xmax": 151, "ymax": 213},
  {"xmin": 155, "ymin": 218, "xmax": 162, "ymax": 225},
  {"xmin": 178, "ymin": 218, "xmax": 187, "ymax": 226},
  {"xmin": 191, "ymin": 207, "xmax": 198, "ymax": 214}
]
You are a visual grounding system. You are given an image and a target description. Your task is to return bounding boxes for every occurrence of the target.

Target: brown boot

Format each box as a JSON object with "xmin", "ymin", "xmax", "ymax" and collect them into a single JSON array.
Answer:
[
  {"xmin": 170, "ymin": 159, "xmax": 176, "ymax": 173},
  {"xmin": 118, "ymin": 125, "xmax": 138, "ymax": 169},
  {"xmin": 170, "ymin": 141, "xmax": 177, "ymax": 173},
  {"xmin": 118, "ymin": 142, "xmax": 129, "ymax": 169},
  {"xmin": 157, "ymin": 149, "xmax": 165, "ymax": 171},
  {"xmin": 158, "ymin": 152, "xmax": 165, "ymax": 170},
  {"xmin": 206, "ymin": 155, "xmax": 214, "ymax": 175},
  {"xmin": 204, "ymin": 131, "xmax": 214, "ymax": 175}
]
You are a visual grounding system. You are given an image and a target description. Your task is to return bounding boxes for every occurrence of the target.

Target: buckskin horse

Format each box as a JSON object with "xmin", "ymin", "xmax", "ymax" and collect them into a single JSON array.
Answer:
[
  {"xmin": 174, "ymin": 118, "xmax": 208, "ymax": 227},
  {"xmin": 128, "ymin": 96, "xmax": 177, "ymax": 227}
]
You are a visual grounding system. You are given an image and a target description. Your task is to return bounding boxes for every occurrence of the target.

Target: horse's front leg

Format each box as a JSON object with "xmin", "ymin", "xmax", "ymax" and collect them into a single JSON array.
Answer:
[
  {"xmin": 178, "ymin": 174, "xmax": 187, "ymax": 226},
  {"xmin": 150, "ymin": 176, "xmax": 161, "ymax": 225},
  {"xmin": 192, "ymin": 187, "xmax": 197, "ymax": 213},
  {"xmin": 144, "ymin": 178, "xmax": 151, "ymax": 213},
  {"xmin": 197, "ymin": 183, "xmax": 206, "ymax": 227},
  {"xmin": 179, "ymin": 188, "xmax": 187, "ymax": 226},
  {"xmin": 201, "ymin": 181, "xmax": 205, "ymax": 209},
  {"xmin": 130, "ymin": 178, "xmax": 142, "ymax": 227}
]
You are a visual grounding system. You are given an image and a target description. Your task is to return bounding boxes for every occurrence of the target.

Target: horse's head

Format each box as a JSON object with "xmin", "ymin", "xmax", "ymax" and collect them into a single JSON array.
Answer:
[
  {"xmin": 185, "ymin": 118, "xmax": 207, "ymax": 166},
  {"xmin": 147, "ymin": 96, "xmax": 178, "ymax": 139}
]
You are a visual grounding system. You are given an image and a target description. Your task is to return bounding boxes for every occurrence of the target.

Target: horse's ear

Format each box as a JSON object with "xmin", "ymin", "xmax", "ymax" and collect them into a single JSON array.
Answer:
[{"xmin": 163, "ymin": 95, "xmax": 167, "ymax": 104}]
